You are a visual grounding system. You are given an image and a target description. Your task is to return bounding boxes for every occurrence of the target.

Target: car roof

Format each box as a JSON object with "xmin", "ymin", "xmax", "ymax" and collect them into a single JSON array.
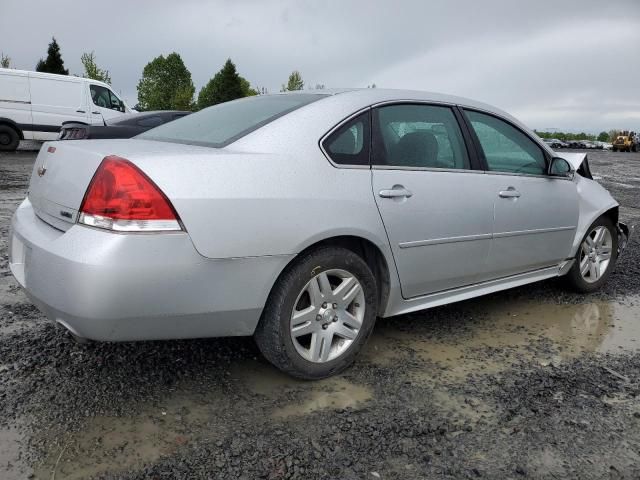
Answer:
[{"xmin": 283, "ymin": 88, "xmax": 522, "ymax": 126}]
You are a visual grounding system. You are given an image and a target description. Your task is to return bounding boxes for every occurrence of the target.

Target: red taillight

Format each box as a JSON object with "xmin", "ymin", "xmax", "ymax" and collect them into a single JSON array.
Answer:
[{"xmin": 78, "ymin": 155, "xmax": 182, "ymax": 232}]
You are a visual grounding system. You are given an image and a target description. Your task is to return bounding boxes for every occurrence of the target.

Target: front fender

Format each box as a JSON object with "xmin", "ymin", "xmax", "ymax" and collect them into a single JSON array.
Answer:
[{"xmin": 570, "ymin": 175, "xmax": 618, "ymax": 256}]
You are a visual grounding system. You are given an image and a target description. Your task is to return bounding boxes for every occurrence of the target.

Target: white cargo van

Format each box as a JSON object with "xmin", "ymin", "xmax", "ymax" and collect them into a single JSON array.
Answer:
[{"xmin": 0, "ymin": 68, "xmax": 132, "ymax": 151}]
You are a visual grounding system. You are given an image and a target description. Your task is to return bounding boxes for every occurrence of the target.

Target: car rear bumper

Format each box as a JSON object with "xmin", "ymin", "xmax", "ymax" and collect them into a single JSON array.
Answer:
[{"xmin": 9, "ymin": 198, "xmax": 292, "ymax": 341}]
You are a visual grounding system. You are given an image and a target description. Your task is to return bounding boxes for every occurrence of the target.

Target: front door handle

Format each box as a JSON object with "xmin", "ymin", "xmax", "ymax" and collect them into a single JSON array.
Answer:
[
  {"xmin": 379, "ymin": 186, "xmax": 413, "ymax": 199},
  {"xmin": 499, "ymin": 187, "xmax": 521, "ymax": 198},
  {"xmin": 76, "ymin": 109, "xmax": 85, "ymax": 113},
  {"xmin": 92, "ymin": 111, "xmax": 101, "ymax": 115}
]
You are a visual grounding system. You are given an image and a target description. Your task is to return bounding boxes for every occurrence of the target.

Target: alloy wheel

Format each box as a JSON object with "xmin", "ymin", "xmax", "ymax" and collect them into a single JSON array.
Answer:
[
  {"xmin": 289, "ymin": 269, "xmax": 365, "ymax": 363},
  {"xmin": 579, "ymin": 225, "xmax": 613, "ymax": 283}
]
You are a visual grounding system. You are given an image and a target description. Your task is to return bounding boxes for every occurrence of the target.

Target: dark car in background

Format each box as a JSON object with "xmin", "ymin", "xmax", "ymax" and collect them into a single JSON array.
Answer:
[
  {"xmin": 58, "ymin": 110, "xmax": 191, "ymax": 140},
  {"xmin": 542, "ymin": 138, "xmax": 567, "ymax": 149},
  {"xmin": 566, "ymin": 139, "xmax": 587, "ymax": 149}
]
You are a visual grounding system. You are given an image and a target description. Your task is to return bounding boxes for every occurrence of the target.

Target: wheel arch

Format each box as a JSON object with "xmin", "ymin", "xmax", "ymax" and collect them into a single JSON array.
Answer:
[
  {"xmin": 269, "ymin": 234, "xmax": 393, "ymax": 315},
  {"xmin": 571, "ymin": 203, "xmax": 619, "ymax": 256}
]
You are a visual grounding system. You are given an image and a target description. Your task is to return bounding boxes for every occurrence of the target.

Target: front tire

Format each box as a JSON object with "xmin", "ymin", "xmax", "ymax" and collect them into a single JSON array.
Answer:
[
  {"xmin": 565, "ymin": 216, "xmax": 618, "ymax": 293},
  {"xmin": 255, "ymin": 246, "xmax": 378, "ymax": 379}
]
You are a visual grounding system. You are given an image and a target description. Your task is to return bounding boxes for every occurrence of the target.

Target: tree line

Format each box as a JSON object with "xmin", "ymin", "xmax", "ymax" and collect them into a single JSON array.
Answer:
[
  {"xmin": 1, "ymin": 38, "xmax": 633, "ymax": 138},
  {"xmin": 534, "ymin": 130, "xmax": 627, "ymax": 143},
  {"xmin": 2, "ymin": 37, "xmax": 315, "ymax": 112}
]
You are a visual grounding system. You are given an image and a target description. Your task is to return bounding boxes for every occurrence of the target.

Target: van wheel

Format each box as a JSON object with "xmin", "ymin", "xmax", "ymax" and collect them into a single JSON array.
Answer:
[
  {"xmin": 255, "ymin": 246, "xmax": 378, "ymax": 379},
  {"xmin": 0, "ymin": 125, "xmax": 20, "ymax": 152}
]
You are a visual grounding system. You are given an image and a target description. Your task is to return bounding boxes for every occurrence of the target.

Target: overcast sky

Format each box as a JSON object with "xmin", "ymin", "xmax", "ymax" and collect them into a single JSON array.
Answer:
[{"xmin": 1, "ymin": 0, "xmax": 639, "ymax": 133}]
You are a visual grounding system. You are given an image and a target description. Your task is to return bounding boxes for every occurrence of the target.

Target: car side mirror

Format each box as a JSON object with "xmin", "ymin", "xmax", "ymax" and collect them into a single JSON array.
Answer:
[{"xmin": 549, "ymin": 157, "xmax": 574, "ymax": 178}]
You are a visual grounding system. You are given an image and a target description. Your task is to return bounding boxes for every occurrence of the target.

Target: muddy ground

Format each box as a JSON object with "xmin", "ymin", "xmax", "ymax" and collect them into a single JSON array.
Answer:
[{"xmin": 1, "ymin": 144, "xmax": 639, "ymax": 479}]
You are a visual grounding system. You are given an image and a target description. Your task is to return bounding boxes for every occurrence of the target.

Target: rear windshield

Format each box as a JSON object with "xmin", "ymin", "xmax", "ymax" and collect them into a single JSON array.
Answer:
[{"xmin": 137, "ymin": 94, "xmax": 327, "ymax": 148}]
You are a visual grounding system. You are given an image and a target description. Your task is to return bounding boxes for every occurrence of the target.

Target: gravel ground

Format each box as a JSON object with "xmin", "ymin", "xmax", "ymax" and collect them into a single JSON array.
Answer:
[{"xmin": 1, "ymin": 144, "xmax": 639, "ymax": 479}]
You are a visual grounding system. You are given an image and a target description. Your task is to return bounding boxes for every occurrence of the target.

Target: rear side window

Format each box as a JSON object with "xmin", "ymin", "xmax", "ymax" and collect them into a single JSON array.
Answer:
[
  {"xmin": 372, "ymin": 104, "xmax": 470, "ymax": 169},
  {"xmin": 322, "ymin": 112, "xmax": 370, "ymax": 166},
  {"xmin": 138, "ymin": 94, "xmax": 327, "ymax": 148},
  {"xmin": 465, "ymin": 110, "xmax": 547, "ymax": 175}
]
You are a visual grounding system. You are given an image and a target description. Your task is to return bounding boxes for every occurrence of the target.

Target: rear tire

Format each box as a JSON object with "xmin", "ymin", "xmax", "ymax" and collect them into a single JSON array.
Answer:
[
  {"xmin": 564, "ymin": 216, "xmax": 618, "ymax": 293},
  {"xmin": 0, "ymin": 125, "xmax": 20, "ymax": 152},
  {"xmin": 254, "ymin": 246, "xmax": 378, "ymax": 379}
]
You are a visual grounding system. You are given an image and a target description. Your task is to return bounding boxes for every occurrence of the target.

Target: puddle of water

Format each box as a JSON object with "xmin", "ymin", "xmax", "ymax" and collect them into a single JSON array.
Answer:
[
  {"xmin": 32, "ymin": 390, "xmax": 218, "ymax": 480},
  {"xmin": 272, "ymin": 378, "xmax": 372, "ymax": 418},
  {"xmin": 0, "ymin": 423, "xmax": 32, "ymax": 480},
  {"xmin": 231, "ymin": 360, "xmax": 372, "ymax": 418},
  {"xmin": 364, "ymin": 296, "xmax": 640, "ymax": 380}
]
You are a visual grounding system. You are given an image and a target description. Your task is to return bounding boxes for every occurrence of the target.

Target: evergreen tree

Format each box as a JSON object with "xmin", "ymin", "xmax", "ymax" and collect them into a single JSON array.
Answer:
[
  {"xmin": 35, "ymin": 37, "xmax": 69, "ymax": 75},
  {"xmin": 197, "ymin": 59, "xmax": 246, "ymax": 110},
  {"xmin": 1, "ymin": 52, "xmax": 10, "ymax": 68}
]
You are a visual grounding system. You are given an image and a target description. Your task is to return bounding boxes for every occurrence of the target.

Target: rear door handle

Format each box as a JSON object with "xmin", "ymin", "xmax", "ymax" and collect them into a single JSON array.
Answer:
[
  {"xmin": 499, "ymin": 187, "xmax": 521, "ymax": 198},
  {"xmin": 379, "ymin": 187, "xmax": 413, "ymax": 199},
  {"xmin": 76, "ymin": 109, "xmax": 85, "ymax": 113}
]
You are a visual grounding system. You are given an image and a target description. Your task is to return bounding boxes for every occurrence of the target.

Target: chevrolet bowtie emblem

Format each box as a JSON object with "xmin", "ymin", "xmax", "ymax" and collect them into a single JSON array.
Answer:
[{"xmin": 37, "ymin": 166, "xmax": 47, "ymax": 177}]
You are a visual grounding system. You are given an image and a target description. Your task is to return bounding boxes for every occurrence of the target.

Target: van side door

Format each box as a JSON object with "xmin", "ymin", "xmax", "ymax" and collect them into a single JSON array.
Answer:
[
  {"xmin": 89, "ymin": 84, "xmax": 126, "ymax": 124},
  {"xmin": 28, "ymin": 75, "xmax": 90, "ymax": 140}
]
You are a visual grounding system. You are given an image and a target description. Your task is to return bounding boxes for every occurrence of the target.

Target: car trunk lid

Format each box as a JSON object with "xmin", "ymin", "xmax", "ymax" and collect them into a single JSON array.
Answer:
[
  {"xmin": 28, "ymin": 143, "xmax": 107, "ymax": 231},
  {"xmin": 27, "ymin": 139, "xmax": 232, "ymax": 232}
]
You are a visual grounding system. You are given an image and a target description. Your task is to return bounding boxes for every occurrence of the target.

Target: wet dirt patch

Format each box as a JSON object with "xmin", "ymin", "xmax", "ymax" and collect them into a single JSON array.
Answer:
[
  {"xmin": 230, "ymin": 360, "xmax": 372, "ymax": 417},
  {"xmin": 366, "ymin": 295, "xmax": 640, "ymax": 383},
  {"xmin": 32, "ymin": 389, "xmax": 220, "ymax": 480},
  {"xmin": 0, "ymin": 422, "xmax": 32, "ymax": 480}
]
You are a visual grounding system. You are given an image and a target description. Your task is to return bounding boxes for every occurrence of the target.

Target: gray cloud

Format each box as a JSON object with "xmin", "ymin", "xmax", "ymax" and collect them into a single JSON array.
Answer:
[{"xmin": 1, "ymin": 0, "xmax": 638, "ymax": 132}]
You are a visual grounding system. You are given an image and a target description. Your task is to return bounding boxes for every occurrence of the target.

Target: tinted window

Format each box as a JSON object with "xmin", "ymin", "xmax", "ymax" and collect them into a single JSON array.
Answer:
[
  {"xmin": 372, "ymin": 104, "xmax": 470, "ymax": 169},
  {"xmin": 138, "ymin": 94, "xmax": 326, "ymax": 148},
  {"xmin": 466, "ymin": 110, "xmax": 547, "ymax": 175},
  {"xmin": 137, "ymin": 116, "xmax": 164, "ymax": 127},
  {"xmin": 90, "ymin": 84, "xmax": 124, "ymax": 112},
  {"xmin": 322, "ymin": 112, "xmax": 370, "ymax": 166}
]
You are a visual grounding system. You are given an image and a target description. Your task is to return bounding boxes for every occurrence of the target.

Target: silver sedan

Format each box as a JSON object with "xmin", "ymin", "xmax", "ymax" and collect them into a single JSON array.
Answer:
[{"xmin": 9, "ymin": 89, "xmax": 632, "ymax": 378}]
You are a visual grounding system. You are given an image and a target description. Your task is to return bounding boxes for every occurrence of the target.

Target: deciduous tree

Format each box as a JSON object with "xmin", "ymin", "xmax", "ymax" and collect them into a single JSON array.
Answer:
[
  {"xmin": 81, "ymin": 51, "xmax": 111, "ymax": 84},
  {"xmin": 281, "ymin": 71, "xmax": 304, "ymax": 91},
  {"xmin": 137, "ymin": 52, "xmax": 195, "ymax": 111}
]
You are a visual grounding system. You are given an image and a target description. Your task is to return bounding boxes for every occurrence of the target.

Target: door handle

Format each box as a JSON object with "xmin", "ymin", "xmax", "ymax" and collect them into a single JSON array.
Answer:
[
  {"xmin": 379, "ymin": 187, "xmax": 413, "ymax": 199},
  {"xmin": 76, "ymin": 109, "xmax": 85, "ymax": 113},
  {"xmin": 499, "ymin": 187, "xmax": 521, "ymax": 198},
  {"xmin": 91, "ymin": 111, "xmax": 101, "ymax": 115}
]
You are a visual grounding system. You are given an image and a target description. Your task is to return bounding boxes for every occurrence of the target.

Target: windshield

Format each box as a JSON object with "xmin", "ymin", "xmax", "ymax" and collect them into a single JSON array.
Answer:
[{"xmin": 137, "ymin": 94, "xmax": 327, "ymax": 148}]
